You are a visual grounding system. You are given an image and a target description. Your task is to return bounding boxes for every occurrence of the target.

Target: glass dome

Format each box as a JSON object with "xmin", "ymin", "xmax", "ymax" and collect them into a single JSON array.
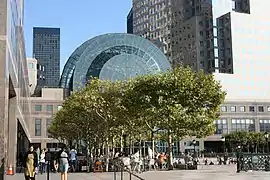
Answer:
[{"xmin": 59, "ymin": 33, "xmax": 172, "ymax": 90}]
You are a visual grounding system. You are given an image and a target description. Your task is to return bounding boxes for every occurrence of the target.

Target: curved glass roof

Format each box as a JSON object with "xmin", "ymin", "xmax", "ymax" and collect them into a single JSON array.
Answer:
[{"xmin": 60, "ymin": 33, "xmax": 172, "ymax": 90}]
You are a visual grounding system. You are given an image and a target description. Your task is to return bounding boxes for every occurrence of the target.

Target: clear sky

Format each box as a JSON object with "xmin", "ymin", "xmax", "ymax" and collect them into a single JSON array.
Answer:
[{"xmin": 24, "ymin": 0, "xmax": 132, "ymax": 72}]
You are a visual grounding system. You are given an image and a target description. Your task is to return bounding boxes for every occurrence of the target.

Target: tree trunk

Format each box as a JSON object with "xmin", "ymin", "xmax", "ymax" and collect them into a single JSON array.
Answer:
[
  {"xmin": 167, "ymin": 132, "xmax": 173, "ymax": 170},
  {"xmin": 129, "ymin": 136, "xmax": 132, "ymax": 155},
  {"xmin": 151, "ymin": 131, "xmax": 155, "ymax": 159},
  {"xmin": 105, "ymin": 137, "xmax": 110, "ymax": 172},
  {"xmin": 112, "ymin": 137, "xmax": 115, "ymax": 156},
  {"xmin": 120, "ymin": 133, "xmax": 124, "ymax": 152}
]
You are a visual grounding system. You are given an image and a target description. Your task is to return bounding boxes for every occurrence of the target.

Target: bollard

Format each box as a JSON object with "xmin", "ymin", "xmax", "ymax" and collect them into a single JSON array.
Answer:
[
  {"xmin": 47, "ymin": 161, "xmax": 50, "ymax": 180},
  {"xmin": 236, "ymin": 152, "xmax": 240, "ymax": 173},
  {"xmin": 113, "ymin": 161, "xmax": 117, "ymax": 180},
  {"xmin": 46, "ymin": 152, "xmax": 51, "ymax": 180},
  {"xmin": 120, "ymin": 167, "xmax": 123, "ymax": 180}
]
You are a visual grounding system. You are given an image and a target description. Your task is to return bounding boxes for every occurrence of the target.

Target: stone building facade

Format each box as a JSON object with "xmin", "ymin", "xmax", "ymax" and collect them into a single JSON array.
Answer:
[{"xmin": 0, "ymin": 0, "xmax": 31, "ymax": 178}]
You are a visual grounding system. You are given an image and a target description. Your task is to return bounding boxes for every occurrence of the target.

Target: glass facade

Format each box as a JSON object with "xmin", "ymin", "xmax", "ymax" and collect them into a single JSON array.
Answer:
[
  {"xmin": 260, "ymin": 120, "xmax": 270, "ymax": 132},
  {"xmin": 33, "ymin": 27, "xmax": 60, "ymax": 87},
  {"xmin": 60, "ymin": 33, "xmax": 172, "ymax": 90},
  {"xmin": 231, "ymin": 118, "xmax": 255, "ymax": 132},
  {"xmin": 35, "ymin": 119, "xmax": 41, "ymax": 136},
  {"xmin": 214, "ymin": 119, "xmax": 228, "ymax": 134}
]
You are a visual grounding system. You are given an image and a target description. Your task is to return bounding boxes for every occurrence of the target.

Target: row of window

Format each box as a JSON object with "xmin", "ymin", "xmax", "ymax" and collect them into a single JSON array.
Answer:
[
  {"xmin": 221, "ymin": 105, "xmax": 270, "ymax": 113},
  {"xmin": 214, "ymin": 119, "xmax": 270, "ymax": 134},
  {"xmin": 35, "ymin": 105, "xmax": 62, "ymax": 112}
]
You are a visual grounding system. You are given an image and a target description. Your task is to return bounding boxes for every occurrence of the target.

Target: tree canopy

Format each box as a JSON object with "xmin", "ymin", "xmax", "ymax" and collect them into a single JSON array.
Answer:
[
  {"xmin": 48, "ymin": 66, "xmax": 226, "ymax": 159},
  {"xmin": 225, "ymin": 131, "xmax": 267, "ymax": 145}
]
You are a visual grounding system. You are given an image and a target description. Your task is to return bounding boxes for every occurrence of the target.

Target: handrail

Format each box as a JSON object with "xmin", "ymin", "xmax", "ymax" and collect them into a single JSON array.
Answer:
[
  {"xmin": 126, "ymin": 169, "xmax": 145, "ymax": 180},
  {"xmin": 113, "ymin": 158, "xmax": 145, "ymax": 180}
]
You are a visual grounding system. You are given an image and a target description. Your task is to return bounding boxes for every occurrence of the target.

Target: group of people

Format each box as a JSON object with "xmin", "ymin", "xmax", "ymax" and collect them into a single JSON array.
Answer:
[{"xmin": 22, "ymin": 145, "xmax": 77, "ymax": 180}]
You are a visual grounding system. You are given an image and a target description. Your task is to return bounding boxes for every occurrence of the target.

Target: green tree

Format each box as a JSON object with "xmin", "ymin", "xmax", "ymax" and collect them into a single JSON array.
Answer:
[
  {"xmin": 225, "ymin": 131, "xmax": 266, "ymax": 152},
  {"xmin": 123, "ymin": 66, "xmax": 226, "ymax": 168}
]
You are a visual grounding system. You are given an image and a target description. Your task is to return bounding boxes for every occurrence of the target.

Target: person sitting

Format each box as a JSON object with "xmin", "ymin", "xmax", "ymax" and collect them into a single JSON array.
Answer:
[{"xmin": 158, "ymin": 152, "xmax": 167, "ymax": 169}]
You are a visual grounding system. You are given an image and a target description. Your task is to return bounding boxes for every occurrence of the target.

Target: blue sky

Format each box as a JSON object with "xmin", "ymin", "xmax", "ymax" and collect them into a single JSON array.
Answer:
[{"xmin": 24, "ymin": 0, "xmax": 132, "ymax": 71}]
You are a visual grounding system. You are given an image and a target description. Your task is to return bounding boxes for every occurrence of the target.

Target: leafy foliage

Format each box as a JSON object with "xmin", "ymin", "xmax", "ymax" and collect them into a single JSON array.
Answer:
[
  {"xmin": 225, "ymin": 131, "xmax": 267, "ymax": 145},
  {"xmin": 48, "ymin": 66, "xmax": 226, "ymax": 157}
]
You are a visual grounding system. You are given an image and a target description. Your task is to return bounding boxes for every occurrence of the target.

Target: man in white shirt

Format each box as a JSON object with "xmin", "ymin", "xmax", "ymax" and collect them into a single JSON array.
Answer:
[{"xmin": 69, "ymin": 147, "xmax": 77, "ymax": 172}]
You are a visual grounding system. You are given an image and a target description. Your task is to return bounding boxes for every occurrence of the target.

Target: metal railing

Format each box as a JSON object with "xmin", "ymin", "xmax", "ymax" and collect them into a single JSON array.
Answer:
[{"xmin": 113, "ymin": 159, "xmax": 145, "ymax": 180}]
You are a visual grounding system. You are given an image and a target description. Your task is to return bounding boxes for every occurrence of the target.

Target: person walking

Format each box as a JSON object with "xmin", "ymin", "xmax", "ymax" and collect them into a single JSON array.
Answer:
[
  {"xmin": 69, "ymin": 147, "xmax": 77, "ymax": 172},
  {"xmin": 39, "ymin": 149, "xmax": 46, "ymax": 174},
  {"xmin": 56, "ymin": 146, "xmax": 69, "ymax": 180},
  {"xmin": 23, "ymin": 145, "xmax": 38, "ymax": 180}
]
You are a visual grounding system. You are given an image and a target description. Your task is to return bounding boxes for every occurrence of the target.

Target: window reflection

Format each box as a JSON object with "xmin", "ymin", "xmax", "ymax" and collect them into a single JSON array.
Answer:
[
  {"xmin": 214, "ymin": 119, "xmax": 228, "ymax": 134},
  {"xmin": 260, "ymin": 120, "xmax": 270, "ymax": 132},
  {"xmin": 231, "ymin": 118, "xmax": 255, "ymax": 132}
]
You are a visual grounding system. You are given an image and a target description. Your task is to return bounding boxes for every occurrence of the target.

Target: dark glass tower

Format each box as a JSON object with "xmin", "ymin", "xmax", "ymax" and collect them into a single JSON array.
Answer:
[
  {"xmin": 33, "ymin": 27, "xmax": 60, "ymax": 87},
  {"xmin": 127, "ymin": 8, "xmax": 133, "ymax": 34}
]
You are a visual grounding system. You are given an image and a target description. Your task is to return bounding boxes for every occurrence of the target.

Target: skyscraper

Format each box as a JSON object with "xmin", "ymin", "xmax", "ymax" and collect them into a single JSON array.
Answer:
[
  {"xmin": 129, "ymin": 0, "xmax": 214, "ymax": 72},
  {"xmin": 33, "ymin": 27, "xmax": 60, "ymax": 87},
  {"xmin": 127, "ymin": 8, "xmax": 133, "ymax": 34}
]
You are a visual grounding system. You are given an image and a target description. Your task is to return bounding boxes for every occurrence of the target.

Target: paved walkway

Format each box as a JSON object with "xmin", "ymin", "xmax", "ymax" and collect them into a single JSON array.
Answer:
[{"xmin": 6, "ymin": 165, "xmax": 270, "ymax": 180}]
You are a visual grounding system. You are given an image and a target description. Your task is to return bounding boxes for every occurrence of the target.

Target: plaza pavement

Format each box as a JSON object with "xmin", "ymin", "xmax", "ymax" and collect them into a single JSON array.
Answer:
[{"xmin": 6, "ymin": 165, "xmax": 270, "ymax": 180}]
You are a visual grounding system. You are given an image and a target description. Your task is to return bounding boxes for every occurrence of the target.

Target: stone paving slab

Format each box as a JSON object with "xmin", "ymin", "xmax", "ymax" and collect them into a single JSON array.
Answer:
[{"xmin": 6, "ymin": 165, "xmax": 270, "ymax": 180}]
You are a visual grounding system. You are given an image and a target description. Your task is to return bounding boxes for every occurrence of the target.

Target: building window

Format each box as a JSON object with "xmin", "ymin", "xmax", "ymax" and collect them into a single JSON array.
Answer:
[
  {"xmin": 214, "ymin": 48, "xmax": 218, "ymax": 57},
  {"xmin": 260, "ymin": 120, "xmax": 270, "ymax": 132},
  {"xmin": 35, "ymin": 119, "xmax": 41, "ymax": 136},
  {"xmin": 249, "ymin": 106, "xmax": 255, "ymax": 112},
  {"xmin": 232, "ymin": 0, "xmax": 236, "ymax": 10},
  {"xmin": 47, "ymin": 105, "xmax": 53, "ymax": 112},
  {"xmin": 230, "ymin": 106, "xmax": 236, "ymax": 112},
  {"xmin": 221, "ymin": 106, "xmax": 227, "ymax": 112},
  {"xmin": 214, "ymin": 119, "xmax": 228, "ymax": 134},
  {"xmin": 267, "ymin": 106, "xmax": 270, "ymax": 112},
  {"xmin": 46, "ymin": 119, "xmax": 53, "ymax": 137},
  {"xmin": 28, "ymin": 63, "xmax": 34, "ymax": 69},
  {"xmin": 258, "ymin": 106, "xmax": 264, "ymax": 112},
  {"xmin": 35, "ymin": 105, "xmax": 42, "ymax": 111},
  {"xmin": 57, "ymin": 105, "xmax": 62, "ymax": 111},
  {"xmin": 240, "ymin": 106, "xmax": 245, "ymax": 112},
  {"xmin": 231, "ymin": 118, "xmax": 255, "ymax": 132}
]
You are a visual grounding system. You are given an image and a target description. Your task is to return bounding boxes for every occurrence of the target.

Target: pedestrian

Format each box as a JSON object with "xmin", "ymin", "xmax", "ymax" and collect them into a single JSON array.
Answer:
[
  {"xmin": 56, "ymin": 146, "xmax": 69, "ymax": 180},
  {"xmin": 39, "ymin": 149, "xmax": 46, "ymax": 174},
  {"xmin": 23, "ymin": 145, "xmax": 38, "ymax": 180},
  {"xmin": 69, "ymin": 146, "xmax": 77, "ymax": 172}
]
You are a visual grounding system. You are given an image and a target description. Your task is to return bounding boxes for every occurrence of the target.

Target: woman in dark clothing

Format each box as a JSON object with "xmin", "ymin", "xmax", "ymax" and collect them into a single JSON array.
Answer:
[{"xmin": 23, "ymin": 146, "xmax": 38, "ymax": 180}]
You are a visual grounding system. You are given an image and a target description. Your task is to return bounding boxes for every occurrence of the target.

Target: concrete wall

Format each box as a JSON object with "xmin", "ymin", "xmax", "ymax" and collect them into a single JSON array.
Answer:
[
  {"xmin": 29, "ymin": 88, "xmax": 64, "ymax": 149},
  {"xmin": 211, "ymin": 0, "xmax": 270, "ymax": 100},
  {"xmin": 27, "ymin": 58, "xmax": 37, "ymax": 95},
  {"xmin": 0, "ymin": 0, "xmax": 31, "ymax": 176}
]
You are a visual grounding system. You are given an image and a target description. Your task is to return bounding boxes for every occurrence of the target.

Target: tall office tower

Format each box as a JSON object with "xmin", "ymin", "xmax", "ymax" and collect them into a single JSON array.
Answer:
[
  {"xmin": 212, "ymin": 0, "xmax": 250, "ymax": 74},
  {"xmin": 127, "ymin": 8, "xmax": 133, "ymax": 34},
  {"xmin": 33, "ymin": 27, "xmax": 60, "ymax": 87},
  {"xmin": 130, "ymin": 0, "xmax": 215, "ymax": 72}
]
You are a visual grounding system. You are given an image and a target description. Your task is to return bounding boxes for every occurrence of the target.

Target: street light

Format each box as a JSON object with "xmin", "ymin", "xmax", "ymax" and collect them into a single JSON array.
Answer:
[
  {"xmin": 221, "ymin": 136, "xmax": 226, "ymax": 163},
  {"xmin": 236, "ymin": 145, "xmax": 241, "ymax": 173},
  {"xmin": 265, "ymin": 132, "xmax": 269, "ymax": 153},
  {"xmin": 192, "ymin": 140, "xmax": 196, "ymax": 155}
]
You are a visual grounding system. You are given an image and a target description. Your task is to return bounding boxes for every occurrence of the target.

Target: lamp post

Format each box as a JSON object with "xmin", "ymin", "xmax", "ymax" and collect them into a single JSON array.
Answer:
[
  {"xmin": 236, "ymin": 145, "xmax": 241, "ymax": 173},
  {"xmin": 221, "ymin": 136, "xmax": 226, "ymax": 164},
  {"xmin": 221, "ymin": 136, "xmax": 225, "ymax": 153},
  {"xmin": 265, "ymin": 132, "xmax": 269, "ymax": 153},
  {"xmin": 192, "ymin": 140, "xmax": 196, "ymax": 157}
]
